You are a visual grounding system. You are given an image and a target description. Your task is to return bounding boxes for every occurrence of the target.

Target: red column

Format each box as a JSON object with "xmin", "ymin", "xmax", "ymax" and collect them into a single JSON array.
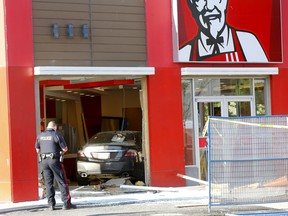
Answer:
[
  {"xmin": 147, "ymin": 67, "xmax": 186, "ymax": 186},
  {"xmin": 145, "ymin": 0, "xmax": 185, "ymax": 186},
  {"xmin": 270, "ymin": 0, "xmax": 288, "ymax": 115},
  {"xmin": 0, "ymin": 0, "xmax": 38, "ymax": 202}
]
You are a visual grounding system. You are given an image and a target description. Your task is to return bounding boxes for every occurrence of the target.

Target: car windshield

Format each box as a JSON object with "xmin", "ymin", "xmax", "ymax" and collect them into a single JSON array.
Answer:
[
  {"xmin": 88, "ymin": 132, "xmax": 138, "ymax": 145},
  {"xmin": 89, "ymin": 133, "xmax": 115, "ymax": 143}
]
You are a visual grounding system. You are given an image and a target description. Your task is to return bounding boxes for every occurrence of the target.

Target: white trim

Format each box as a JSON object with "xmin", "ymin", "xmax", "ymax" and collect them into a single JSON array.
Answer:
[
  {"xmin": 181, "ymin": 67, "xmax": 278, "ymax": 76},
  {"xmin": 34, "ymin": 66, "xmax": 155, "ymax": 76}
]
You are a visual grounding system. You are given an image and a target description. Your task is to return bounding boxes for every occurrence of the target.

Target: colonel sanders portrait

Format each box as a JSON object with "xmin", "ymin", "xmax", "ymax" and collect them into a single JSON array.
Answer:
[{"xmin": 179, "ymin": 0, "xmax": 268, "ymax": 62}]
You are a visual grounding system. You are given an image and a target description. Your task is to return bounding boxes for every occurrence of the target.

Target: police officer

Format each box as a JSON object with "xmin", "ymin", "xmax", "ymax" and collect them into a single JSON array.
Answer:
[{"xmin": 35, "ymin": 121, "xmax": 76, "ymax": 210}]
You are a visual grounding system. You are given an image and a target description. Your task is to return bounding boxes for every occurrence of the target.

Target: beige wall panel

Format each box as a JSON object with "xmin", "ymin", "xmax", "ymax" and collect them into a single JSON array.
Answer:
[
  {"xmin": 33, "ymin": 36, "xmax": 90, "ymax": 43},
  {"xmin": 33, "ymin": 20, "xmax": 90, "ymax": 27},
  {"xmin": 92, "ymin": 13, "xmax": 145, "ymax": 22},
  {"xmin": 34, "ymin": 43, "xmax": 91, "ymax": 52},
  {"xmin": 93, "ymin": 29, "xmax": 145, "ymax": 37},
  {"xmin": 33, "ymin": 21, "xmax": 90, "ymax": 28},
  {"xmin": 92, "ymin": 22, "xmax": 145, "ymax": 30},
  {"xmin": 92, "ymin": 61, "xmax": 146, "ymax": 67},
  {"xmin": 34, "ymin": 60, "xmax": 92, "ymax": 66},
  {"xmin": 92, "ymin": 53, "xmax": 146, "ymax": 61},
  {"xmin": 33, "ymin": 0, "xmax": 147, "ymax": 66},
  {"xmin": 92, "ymin": 36, "xmax": 145, "ymax": 45},
  {"xmin": 91, "ymin": 5, "xmax": 144, "ymax": 14},
  {"xmin": 93, "ymin": 44, "xmax": 145, "ymax": 53},
  {"xmin": 33, "ymin": 11, "xmax": 89, "ymax": 20},
  {"xmin": 91, "ymin": 0, "xmax": 144, "ymax": 7},
  {"xmin": 33, "ymin": 0, "xmax": 89, "ymax": 4},
  {"xmin": 36, "ymin": 52, "xmax": 91, "ymax": 60},
  {"xmin": 33, "ymin": 2, "xmax": 89, "ymax": 12}
]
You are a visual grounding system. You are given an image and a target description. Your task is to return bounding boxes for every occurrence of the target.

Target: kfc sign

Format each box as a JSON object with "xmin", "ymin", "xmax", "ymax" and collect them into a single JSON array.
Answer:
[{"xmin": 172, "ymin": 0, "xmax": 282, "ymax": 63}]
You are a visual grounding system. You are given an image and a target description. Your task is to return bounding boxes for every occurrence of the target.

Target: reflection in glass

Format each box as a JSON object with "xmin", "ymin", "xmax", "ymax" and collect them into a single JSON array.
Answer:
[
  {"xmin": 184, "ymin": 77, "xmax": 268, "ymax": 167},
  {"xmin": 195, "ymin": 78, "xmax": 252, "ymax": 96},
  {"xmin": 182, "ymin": 80, "xmax": 195, "ymax": 165},
  {"xmin": 228, "ymin": 101, "xmax": 251, "ymax": 117},
  {"xmin": 198, "ymin": 102, "xmax": 221, "ymax": 137},
  {"xmin": 255, "ymin": 79, "xmax": 266, "ymax": 115}
]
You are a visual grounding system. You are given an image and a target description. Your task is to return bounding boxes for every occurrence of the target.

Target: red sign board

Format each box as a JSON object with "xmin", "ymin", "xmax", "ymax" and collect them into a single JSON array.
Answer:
[{"xmin": 172, "ymin": 0, "xmax": 282, "ymax": 63}]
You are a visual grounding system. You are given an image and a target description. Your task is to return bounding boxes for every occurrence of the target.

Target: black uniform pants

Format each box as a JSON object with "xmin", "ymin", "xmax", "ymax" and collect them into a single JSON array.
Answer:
[{"xmin": 41, "ymin": 158, "xmax": 71, "ymax": 207}]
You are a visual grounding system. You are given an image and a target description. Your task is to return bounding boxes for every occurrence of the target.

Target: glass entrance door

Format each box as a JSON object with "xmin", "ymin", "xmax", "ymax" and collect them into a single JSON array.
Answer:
[
  {"xmin": 197, "ymin": 101, "xmax": 221, "ymax": 139},
  {"xmin": 182, "ymin": 78, "xmax": 269, "ymax": 184},
  {"xmin": 195, "ymin": 97, "xmax": 253, "ymax": 180},
  {"xmin": 197, "ymin": 98, "xmax": 253, "ymax": 136}
]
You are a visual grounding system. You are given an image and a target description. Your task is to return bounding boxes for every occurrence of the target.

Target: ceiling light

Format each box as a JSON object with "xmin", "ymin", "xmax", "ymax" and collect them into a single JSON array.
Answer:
[{"xmin": 94, "ymin": 87, "xmax": 105, "ymax": 91}]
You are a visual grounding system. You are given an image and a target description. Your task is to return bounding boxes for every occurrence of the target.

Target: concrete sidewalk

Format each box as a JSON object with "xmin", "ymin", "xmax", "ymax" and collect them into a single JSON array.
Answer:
[
  {"xmin": 2, "ymin": 184, "xmax": 288, "ymax": 215},
  {"xmin": 0, "ymin": 185, "xmax": 209, "ymax": 214}
]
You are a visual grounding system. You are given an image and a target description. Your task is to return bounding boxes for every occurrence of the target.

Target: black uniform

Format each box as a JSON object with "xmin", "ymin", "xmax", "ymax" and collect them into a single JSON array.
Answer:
[{"xmin": 35, "ymin": 128, "xmax": 71, "ymax": 208}]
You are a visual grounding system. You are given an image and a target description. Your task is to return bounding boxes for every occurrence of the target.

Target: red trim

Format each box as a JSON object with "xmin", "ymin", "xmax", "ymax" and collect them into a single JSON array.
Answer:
[
  {"xmin": 60, "ymin": 163, "xmax": 71, "ymax": 206},
  {"xmin": 40, "ymin": 80, "xmax": 71, "ymax": 86},
  {"xmin": 64, "ymin": 80, "xmax": 134, "ymax": 89}
]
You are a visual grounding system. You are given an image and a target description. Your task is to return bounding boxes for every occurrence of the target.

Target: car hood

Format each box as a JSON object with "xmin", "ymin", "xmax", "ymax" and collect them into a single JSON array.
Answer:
[{"xmin": 84, "ymin": 142, "xmax": 136, "ymax": 148}]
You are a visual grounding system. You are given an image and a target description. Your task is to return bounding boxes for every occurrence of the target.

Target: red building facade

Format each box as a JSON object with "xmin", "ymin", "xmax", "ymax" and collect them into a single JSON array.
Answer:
[{"xmin": 0, "ymin": 0, "xmax": 287, "ymax": 202}]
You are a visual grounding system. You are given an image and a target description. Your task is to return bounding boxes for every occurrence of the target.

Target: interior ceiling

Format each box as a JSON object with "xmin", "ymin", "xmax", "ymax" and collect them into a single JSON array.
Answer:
[{"xmin": 41, "ymin": 75, "xmax": 142, "ymax": 101}]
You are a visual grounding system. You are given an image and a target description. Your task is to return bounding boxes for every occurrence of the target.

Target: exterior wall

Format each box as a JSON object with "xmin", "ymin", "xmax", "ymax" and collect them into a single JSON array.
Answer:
[
  {"xmin": 145, "ymin": 0, "xmax": 186, "ymax": 186},
  {"xmin": 271, "ymin": 68, "xmax": 288, "ymax": 114},
  {"xmin": 145, "ymin": 0, "xmax": 287, "ymax": 186},
  {"xmin": 2, "ymin": 0, "xmax": 287, "ymax": 202},
  {"xmin": 147, "ymin": 68, "xmax": 186, "ymax": 186},
  {"xmin": 270, "ymin": 1, "xmax": 288, "ymax": 114},
  {"xmin": 32, "ymin": 0, "xmax": 147, "ymax": 67},
  {"xmin": 0, "ymin": 0, "xmax": 11, "ymax": 202},
  {"xmin": 0, "ymin": 0, "xmax": 38, "ymax": 202}
]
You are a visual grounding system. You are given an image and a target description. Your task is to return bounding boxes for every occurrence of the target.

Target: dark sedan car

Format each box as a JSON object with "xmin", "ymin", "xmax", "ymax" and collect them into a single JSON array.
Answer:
[{"xmin": 76, "ymin": 131, "xmax": 144, "ymax": 185}]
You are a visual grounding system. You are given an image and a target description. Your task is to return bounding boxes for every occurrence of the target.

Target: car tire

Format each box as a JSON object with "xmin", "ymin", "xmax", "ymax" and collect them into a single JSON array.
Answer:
[{"xmin": 76, "ymin": 173, "xmax": 90, "ymax": 186}]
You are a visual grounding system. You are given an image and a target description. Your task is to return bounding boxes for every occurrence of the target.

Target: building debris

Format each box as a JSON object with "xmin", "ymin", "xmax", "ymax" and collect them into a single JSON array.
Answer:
[
  {"xmin": 101, "ymin": 178, "xmax": 132, "ymax": 188},
  {"xmin": 177, "ymin": 173, "xmax": 208, "ymax": 186},
  {"xmin": 263, "ymin": 176, "xmax": 288, "ymax": 187},
  {"xmin": 120, "ymin": 185, "xmax": 188, "ymax": 192}
]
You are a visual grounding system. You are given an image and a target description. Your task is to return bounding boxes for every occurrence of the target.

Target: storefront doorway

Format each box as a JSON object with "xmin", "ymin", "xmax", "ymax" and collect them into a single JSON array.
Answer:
[
  {"xmin": 195, "ymin": 97, "xmax": 254, "ymax": 180},
  {"xmin": 34, "ymin": 66, "xmax": 154, "ymax": 185},
  {"xmin": 182, "ymin": 76, "xmax": 271, "ymax": 184}
]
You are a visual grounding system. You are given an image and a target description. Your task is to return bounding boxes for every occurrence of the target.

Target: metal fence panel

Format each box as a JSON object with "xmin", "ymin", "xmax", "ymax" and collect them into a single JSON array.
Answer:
[{"xmin": 208, "ymin": 116, "xmax": 288, "ymax": 208}]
